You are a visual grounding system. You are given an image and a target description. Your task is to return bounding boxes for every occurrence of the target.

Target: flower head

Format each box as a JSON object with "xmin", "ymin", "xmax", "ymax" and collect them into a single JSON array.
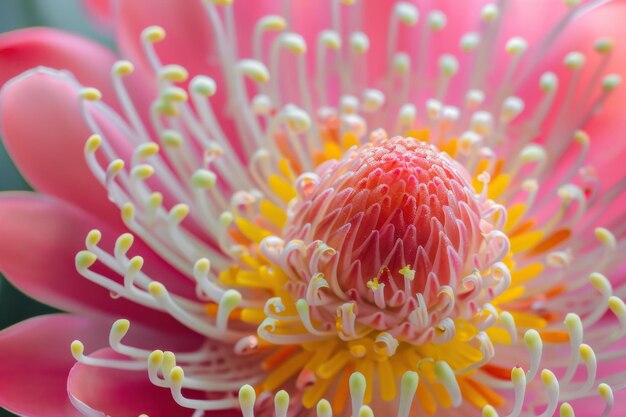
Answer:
[{"xmin": 1, "ymin": 1, "xmax": 626, "ymax": 417}]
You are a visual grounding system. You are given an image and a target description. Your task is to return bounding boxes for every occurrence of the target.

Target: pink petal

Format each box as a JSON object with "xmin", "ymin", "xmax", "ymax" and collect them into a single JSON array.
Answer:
[
  {"xmin": 68, "ymin": 348, "xmax": 242, "ymax": 417},
  {"xmin": 0, "ymin": 192, "xmax": 197, "ymax": 333},
  {"xmin": 0, "ymin": 68, "xmax": 130, "ymax": 222},
  {"xmin": 0, "ymin": 314, "xmax": 111, "ymax": 417},
  {"xmin": 0, "ymin": 28, "xmax": 117, "ymax": 103}
]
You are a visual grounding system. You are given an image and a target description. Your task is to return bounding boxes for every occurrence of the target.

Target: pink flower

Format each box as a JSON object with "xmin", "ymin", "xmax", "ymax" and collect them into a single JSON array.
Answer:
[{"xmin": 1, "ymin": 1, "xmax": 626, "ymax": 416}]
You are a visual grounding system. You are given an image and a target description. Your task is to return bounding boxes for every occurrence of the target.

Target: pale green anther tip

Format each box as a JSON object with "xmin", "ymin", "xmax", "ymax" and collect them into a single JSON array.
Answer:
[
  {"xmin": 161, "ymin": 130, "xmax": 184, "ymax": 148},
  {"xmin": 396, "ymin": 2, "xmax": 419, "ymax": 26},
  {"xmin": 349, "ymin": 371, "xmax": 366, "ymax": 392},
  {"xmin": 169, "ymin": 366, "xmax": 184, "ymax": 385},
  {"xmin": 350, "ymin": 33, "xmax": 369, "ymax": 53},
  {"xmin": 238, "ymin": 59, "xmax": 270, "ymax": 83},
  {"xmin": 358, "ymin": 405, "xmax": 374, "ymax": 417},
  {"xmin": 191, "ymin": 76, "xmax": 217, "ymax": 96},
  {"xmin": 160, "ymin": 65, "xmax": 189, "ymax": 83},
  {"xmin": 439, "ymin": 54, "xmax": 458, "ymax": 77},
  {"xmin": 540, "ymin": 72, "xmax": 558, "ymax": 92},
  {"xmin": 80, "ymin": 87, "xmax": 102, "ymax": 101},
  {"xmin": 113, "ymin": 60, "xmax": 134, "ymax": 76},
  {"xmin": 70, "ymin": 340, "xmax": 84, "ymax": 359},
  {"xmin": 317, "ymin": 399, "xmax": 332, "ymax": 416},
  {"xmin": 560, "ymin": 402, "xmax": 574, "ymax": 417},
  {"xmin": 85, "ymin": 134, "xmax": 102, "ymax": 153},
  {"xmin": 564, "ymin": 0, "xmax": 582, "ymax": 7},
  {"xmin": 121, "ymin": 203, "xmax": 135, "ymax": 222},
  {"xmin": 595, "ymin": 38, "xmax": 614, "ymax": 54},
  {"xmin": 282, "ymin": 33, "xmax": 307, "ymax": 54},
  {"xmin": 506, "ymin": 37, "xmax": 527, "ymax": 55},
  {"xmin": 86, "ymin": 229, "xmax": 102, "ymax": 247},
  {"xmin": 608, "ymin": 296, "xmax": 625, "ymax": 315},
  {"xmin": 275, "ymin": 390, "xmax": 289, "ymax": 409},
  {"xmin": 594, "ymin": 227, "xmax": 616, "ymax": 247},
  {"xmin": 191, "ymin": 169, "xmax": 217, "ymax": 188},
  {"xmin": 223, "ymin": 289, "xmax": 243, "ymax": 307},
  {"xmin": 401, "ymin": 370, "xmax": 419, "ymax": 392},
  {"xmin": 194, "ymin": 258, "xmax": 211, "ymax": 273},
  {"xmin": 220, "ymin": 211, "xmax": 234, "ymax": 226},
  {"xmin": 603, "ymin": 74, "xmax": 622, "ymax": 92},
  {"xmin": 117, "ymin": 233, "xmax": 134, "ymax": 251},
  {"xmin": 148, "ymin": 281, "xmax": 166, "ymax": 297},
  {"xmin": 131, "ymin": 164, "xmax": 155, "ymax": 180},
  {"xmin": 129, "ymin": 256, "xmax": 144, "ymax": 272},
  {"xmin": 511, "ymin": 366, "xmax": 525, "ymax": 382},
  {"xmin": 564, "ymin": 52, "xmax": 585, "ymax": 69},
  {"xmin": 428, "ymin": 10, "xmax": 447, "ymax": 30},
  {"xmin": 524, "ymin": 328, "xmax": 541, "ymax": 346},
  {"xmin": 481, "ymin": 4, "xmax": 499, "ymax": 21},
  {"xmin": 589, "ymin": 272, "xmax": 610, "ymax": 292},
  {"xmin": 148, "ymin": 192, "xmax": 163, "ymax": 208},
  {"xmin": 599, "ymin": 383, "xmax": 613, "ymax": 399},
  {"xmin": 169, "ymin": 204, "xmax": 190, "ymax": 222},
  {"xmin": 541, "ymin": 369, "xmax": 556, "ymax": 385},
  {"xmin": 239, "ymin": 384, "xmax": 256, "ymax": 406},
  {"xmin": 482, "ymin": 405, "xmax": 498, "ymax": 417},
  {"xmin": 113, "ymin": 319, "xmax": 130, "ymax": 334},
  {"xmin": 162, "ymin": 87, "xmax": 188, "ymax": 103},
  {"xmin": 136, "ymin": 142, "xmax": 160, "ymax": 158},
  {"xmin": 142, "ymin": 26, "xmax": 166, "ymax": 43},
  {"xmin": 148, "ymin": 349, "xmax": 164, "ymax": 365},
  {"xmin": 76, "ymin": 250, "xmax": 97, "ymax": 270}
]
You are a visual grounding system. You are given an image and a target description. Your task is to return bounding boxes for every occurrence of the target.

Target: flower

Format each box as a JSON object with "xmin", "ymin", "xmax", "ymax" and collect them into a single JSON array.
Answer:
[{"xmin": 1, "ymin": 0, "xmax": 626, "ymax": 416}]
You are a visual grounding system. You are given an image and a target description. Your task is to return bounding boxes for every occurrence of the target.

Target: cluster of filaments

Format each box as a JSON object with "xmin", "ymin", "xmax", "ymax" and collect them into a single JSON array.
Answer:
[{"xmin": 68, "ymin": 0, "xmax": 626, "ymax": 415}]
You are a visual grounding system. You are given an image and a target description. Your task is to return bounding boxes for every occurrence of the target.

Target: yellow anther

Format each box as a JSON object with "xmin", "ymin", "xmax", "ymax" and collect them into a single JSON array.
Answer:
[
  {"xmin": 608, "ymin": 296, "xmax": 626, "ymax": 317},
  {"xmin": 131, "ymin": 164, "xmax": 154, "ymax": 180},
  {"xmin": 128, "ymin": 256, "xmax": 144, "ymax": 273},
  {"xmin": 511, "ymin": 366, "xmax": 525, "ymax": 383},
  {"xmin": 579, "ymin": 343, "xmax": 594, "ymax": 362},
  {"xmin": 399, "ymin": 265, "xmax": 415, "ymax": 281},
  {"xmin": 239, "ymin": 384, "xmax": 256, "ymax": 417},
  {"xmin": 75, "ymin": 250, "xmax": 97, "ymax": 270},
  {"xmin": 169, "ymin": 366, "xmax": 184, "ymax": 386},
  {"xmin": 367, "ymin": 277, "xmax": 380, "ymax": 290},
  {"xmin": 564, "ymin": 52, "xmax": 585, "ymax": 70},
  {"xmin": 564, "ymin": 0, "xmax": 581, "ymax": 7},
  {"xmin": 238, "ymin": 60, "xmax": 270, "ymax": 83},
  {"xmin": 210, "ymin": 0, "xmax": 233, "ymax": 5},
  {"xmin": 506, "ymin": 37, "xmax": 527, "ymax": 55},
  {"xmin": 80, "ymin": 87, "xmax": 102, "ymax": 101},
  {"xmin": 142, "ymin": 26, "xmax": 166, "ymax": 43},
  {"xmin": 162, "ymin": 86, "xmax": 188, "ymax": 102},
  {"xmin": 112, "ymin": 319, "xmax": 130, "ymax": 336},
  {"xmin": 160, "ymin": 65, "xmax": 189, "ymax": 83},
  {"xmin": 321, "ymin": 30, "xmax": 341, "ymax": 50},
  {"xmin": 281, "ymin": 33, "xmax": 307, "ymax": 54},
  {"xmin": 116, "ymin": 233, "xmax": 134, "ymax": 252},
  {"xmin": 481, "ymin": 4, "xmax": 499, "ymax": 21},
  {"xmin": 259, "ymin": 15, "xmax": 286, "ymax": 31},
  {"xmin": 148, "ymin": 281, "xmax": 167, "ymax": 297},
  {"xmin": 349, "ymin": 344, "xmax": 367, "ymax": 358},
  {"xmin": 598, "ymin": 383, "xmax": 613, "ymax": 400},
  {"xmin": 395, "ymin": 2, "xmax": 419, "ymax": 26},
  {"xmin": 590, "ymin": 272, "xmax": 611, "ymax": 293},
  {"xmin": 121, "ymin": 203, "xmax": 135, "ymax": 222},
  {"xmin": 350, "ymin": 32, "xmax": 369, "ymax": 53},
  {"xmin": 135, "ymin": 142, "xmax": 160, "ymax": 159},
  {"xmin": 541, "ymin": 369, "xmax": 556, "ymax": 386},
  {"xmin": 169, "ymin": 204, "xmax": 190, "ymax": 222},
  {"xmin": 148, "ymin": 192, "xmax": 163, "ymax": 209},
  {"xmin": 84, "ymin": 134, "xmax": 102, "ymax": 153},
  {"xmin": 70, "ymin": 340, "xmax": 84, "ymax": 359},
  {"xmin": 274, "ymin": 390, "xmax": 290, "ymax": 413},
  {"xmin": 113, "ymin": 60, "xmax": 134, "ymax": 76},
  {"xmin": 148, "ymin": 350, "xmax": 164, "ymax": 366},
  {"xmin": 595, "ymin": 38, "xmax": 614, "ymax": 54},
  {"xmin": 559, "ymin": 403, "xmax": 574, "ymax": 417},
  {"xmin": 107, "ymin": 159, "xmax": 125, "ymax": 175},
  {"xmin": 603, "ymin": 74, "xmax": 622, "ymax": 92},
  {"xmin": 86, "ymin": 229, "xmax": 102, "ymax": 247}
]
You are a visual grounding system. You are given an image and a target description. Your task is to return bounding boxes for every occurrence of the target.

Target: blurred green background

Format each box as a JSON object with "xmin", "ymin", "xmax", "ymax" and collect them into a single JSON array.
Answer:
[{"xmin": 0, "ymin": 1, "xmax": 111, "ymax": 416}]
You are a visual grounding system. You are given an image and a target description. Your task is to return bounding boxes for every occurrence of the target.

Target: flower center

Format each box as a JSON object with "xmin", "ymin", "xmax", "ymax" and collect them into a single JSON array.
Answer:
[{"xmin": 254, "ymin": 131, "xmax": 511, "ymax": 412}]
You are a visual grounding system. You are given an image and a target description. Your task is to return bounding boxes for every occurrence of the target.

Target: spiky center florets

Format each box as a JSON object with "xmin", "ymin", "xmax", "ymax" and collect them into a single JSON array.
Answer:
[{"xmin": 284, "ymin": 136, "xmax": 483, "ymax": 301}]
